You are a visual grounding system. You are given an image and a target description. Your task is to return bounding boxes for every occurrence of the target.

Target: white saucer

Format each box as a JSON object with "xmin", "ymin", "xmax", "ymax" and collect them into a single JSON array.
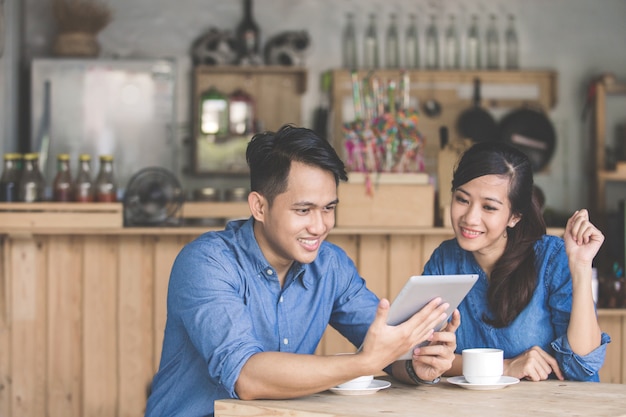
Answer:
[
  {"xmin": 447, "ymin": 376, "xmax": 520, "ymax": 390},
  {"xmin": 330, "ymin": 380, "xmax": 391, "ymax": 396}
]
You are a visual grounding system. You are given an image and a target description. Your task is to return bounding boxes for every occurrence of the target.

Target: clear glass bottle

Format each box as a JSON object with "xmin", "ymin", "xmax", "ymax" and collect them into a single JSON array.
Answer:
[
  {"xmin": 74, "ymin": 153, "xmax": 94, "ymax": 202},
  {"xmin": 363, "ymin": 13, "xmax": 379, "ymax": 69},
  {"xmin": 52, "ymin": 153, "xmax": 72, "ymax": 202},
  {"xmin": 342, "ymin": 12, "xmax": 358, "ymax": 70},
  {"xmin": 466, "ymin": 15, "xmax": 481, "ymax": 69},
  {"xmin": 199, "ymin": 86, "xmax": 229, "ymax": 137},
  {"xmin": 0, "ymin": 153, "xmax": 22, "ymax": 202},
  {"xmin": 236, "ymin": 0, "xmax": 261, "ymax": 65},
  {"xmin": 404, "ymin": 14, "xmax": 420, "ymax": 69},
  {"xmin": 18, "ymin": 153, "xmax": 46, "ymax": 203},
  {"xmin": 505, "ymin": 14, "xmax": 519, "ymax": 69},
  {"xmin": 385, "ymin": 13, "xmax": 400, "ymax": 68},
  {"xmin": 443, "ymin": 14, "xmax": 460, "ymax": 69},
  {"xmin": 95, "ymin": 154, "xmax": 117, "ymax": 203},
  {"xmin": 486, "ymin": 14, "xmax": 500, "ymax": 69},
  {"xmin": 424, "ymin": 15, "xmax": 440, "ymax": 69}
]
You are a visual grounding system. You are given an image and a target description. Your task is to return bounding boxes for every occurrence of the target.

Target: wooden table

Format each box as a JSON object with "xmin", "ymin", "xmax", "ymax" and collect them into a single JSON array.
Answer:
[{"xmin": 215, "ymin": 377, "xmax": 626, "ymax": 417}]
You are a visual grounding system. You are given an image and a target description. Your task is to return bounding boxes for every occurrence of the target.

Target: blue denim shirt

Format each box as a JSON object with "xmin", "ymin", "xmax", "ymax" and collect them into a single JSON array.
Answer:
[
  {"xmin": 145, "ymin": 218, "xmax": 379, "ymax": 417},
  {"xmin": 423, "ymin": 235, "xmax": 610, "ymax": 382}
]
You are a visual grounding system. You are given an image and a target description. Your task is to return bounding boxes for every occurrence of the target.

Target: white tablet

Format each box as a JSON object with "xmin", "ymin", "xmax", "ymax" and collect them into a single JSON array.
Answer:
[{"xmin": 387, "ymin": 274, "xmax": 479, "ymax": 360}]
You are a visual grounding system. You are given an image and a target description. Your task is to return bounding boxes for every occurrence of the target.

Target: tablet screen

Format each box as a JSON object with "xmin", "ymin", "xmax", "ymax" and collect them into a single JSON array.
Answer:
[{"xmin": 387, "ymin": 274, "xmax": 478, "ymax": 360}]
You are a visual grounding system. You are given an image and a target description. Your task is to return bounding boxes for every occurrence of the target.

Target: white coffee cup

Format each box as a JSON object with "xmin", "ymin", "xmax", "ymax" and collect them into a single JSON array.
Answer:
[
  {"xmin": 336, "ymin": 374, "xmax": 374, "ymax": 389},
  {"xmin": 462, "ymin": 348, "xmax": 503, "ymax": 384},
  {"xmin": 334, "ymin": 352, "xmax": 374, "ymax": 389}
]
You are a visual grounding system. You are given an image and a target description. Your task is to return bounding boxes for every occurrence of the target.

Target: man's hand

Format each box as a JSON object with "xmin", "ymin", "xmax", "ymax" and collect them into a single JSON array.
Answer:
[
  {"xmin": 358, "ymin": 297, "xmax": 450, "ymax": 374},
  {"xmin": 504, "ymin": 346, "xmax": 564, "ymax": 381},
  {"xmin": 410, "ymin": 309, "xmax": 460, "ymax": 381}
]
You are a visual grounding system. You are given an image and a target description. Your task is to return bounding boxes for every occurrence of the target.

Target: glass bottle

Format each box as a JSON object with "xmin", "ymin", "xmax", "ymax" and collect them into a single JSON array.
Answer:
[
  {"xmin": 74, "ymin": 153, "xmax": 94, "ymax": 202},
  {"xmin": 404, "ymin": 14, "xmax": 420, "ymax": 69},
  {"xmin": 236, "ymin": 0, "xmax": 261, "ymax": 65},
  {"xmin": 52, "ymin": 153, "xmax": 72, "ymax": 202},
  {"xmin": 0, "ymin": 153, "xmax": 22, "ymax": 202},
  {"xmin": 505, "ymin": 14, "xmax": 519, "ymax": 69},
  {"xmin": 424, "ymin": 15, "xmax": 439, "ymax": 69},
  {"xmin": 342, "ymin": 12, "xmax": 358, "ymax": 70},
  {"xmin": 466, "ymin": 15, "xmax": 481, "ymax": 69},
  {"xmin": 363, "ymin": 13, "xmax": 379, "ymax": 69},
  {"xmin": 486, "ymin": 14, "xmax": 500, "ymax": 69},
  {"xmin": 199, "ymin": 86, "xmax": 229, "ymax": 137},
  {"xmin": 443, "ymin": 14, "xmax": 460, "ymax": 69},
  {"xmin": 18, "ymin": 153, "xmax": 46, "ymax": 203},
  {"xmin": 385, "ymin": 13, "xmax": 400, "ymax": 68},
  {"xmin": 95, "ymin": 154, "xmax": 117, "ymax": 203},
  {"xmin": 229, "ymin": 89, "xmax": 255, "ymax": 135}
]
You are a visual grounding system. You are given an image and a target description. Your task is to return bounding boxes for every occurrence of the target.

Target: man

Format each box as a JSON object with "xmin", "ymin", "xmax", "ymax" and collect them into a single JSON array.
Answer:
[{"xmin": 145, "ymin": 125, "xmax": 459, "ymax": 416}]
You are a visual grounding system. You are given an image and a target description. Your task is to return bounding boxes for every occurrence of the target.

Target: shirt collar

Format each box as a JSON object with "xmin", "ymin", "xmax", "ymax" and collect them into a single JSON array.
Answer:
[{"xmin": 230, "ymin": 218, "xmax": 311, "ymax": 288}]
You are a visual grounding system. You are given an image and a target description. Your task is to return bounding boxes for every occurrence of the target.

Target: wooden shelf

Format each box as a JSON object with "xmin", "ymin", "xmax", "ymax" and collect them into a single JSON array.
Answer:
[{"xmin": 327, "ymin": 68, "xmax": 558, "ymax": 172}]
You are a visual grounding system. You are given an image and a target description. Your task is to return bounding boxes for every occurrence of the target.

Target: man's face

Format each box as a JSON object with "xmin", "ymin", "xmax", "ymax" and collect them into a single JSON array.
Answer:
[{"xmin": 253, "ymin": 161, "xmax": 338, "ymax": 275}]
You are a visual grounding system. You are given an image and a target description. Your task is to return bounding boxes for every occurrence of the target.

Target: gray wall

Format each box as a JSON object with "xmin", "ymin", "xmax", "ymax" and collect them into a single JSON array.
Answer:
[{"xmin": 5, "ymin": 0, "xmax": 626, "ymax": 213}]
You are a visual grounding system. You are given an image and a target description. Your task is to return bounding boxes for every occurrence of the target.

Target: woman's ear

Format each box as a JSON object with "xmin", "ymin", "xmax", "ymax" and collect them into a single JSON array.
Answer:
[
  {"xmin": 508, "ymin": 213, "xmax": 522, "ymax": 228},
  {"xmin": 248, "ymin": 191, "xmax": 266, "ymax": 221}
]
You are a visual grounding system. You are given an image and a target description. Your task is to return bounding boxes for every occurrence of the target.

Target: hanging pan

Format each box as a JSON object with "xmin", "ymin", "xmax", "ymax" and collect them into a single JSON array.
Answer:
[
  {"xmin": 498, "ymin": 105, "xmax": 556, "ymax": 172},
  {"xmin": 456, "ymin": 77, "xmax": 499, "ymax": 143}
]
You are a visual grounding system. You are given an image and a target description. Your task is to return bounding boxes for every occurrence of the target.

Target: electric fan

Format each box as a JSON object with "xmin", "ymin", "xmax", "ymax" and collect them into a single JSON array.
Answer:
[{"xmin": 123, "ymin": 167, "xmax": 185, "ymax": 226}]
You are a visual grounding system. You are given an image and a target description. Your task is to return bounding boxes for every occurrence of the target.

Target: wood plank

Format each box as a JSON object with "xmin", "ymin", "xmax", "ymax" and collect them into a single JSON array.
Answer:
[
  {"xmin": 0, "ymin": 237, "xmax": 11, "ymax": 417},
  {"xmin": 357, "ymin": 236, "xmax": 389, "ymax": 299},
  {"xmin": 388, "ymin": 236, "xmax": 424, "ymax": 301},
  {"xmin": 118, "ymin": 236, "xmax": 154, "ymax": 416},
  {"xmin": 152, "ymin": 235, "xmax": 190, "ymax": 371},
  {"xmin": 10, "ymin": 236, "xmax": 47, "ymax": 417},
  {"xmin": 82, "ymin": 236, "xmax": 118, "ymax": 417},
  {"xmin": 598, "ymin": 315, "xmax": 623, "ymax": 383},
  {"xmin": 47, "ymin": 235, "xmax": 82, "ymax": 417}
]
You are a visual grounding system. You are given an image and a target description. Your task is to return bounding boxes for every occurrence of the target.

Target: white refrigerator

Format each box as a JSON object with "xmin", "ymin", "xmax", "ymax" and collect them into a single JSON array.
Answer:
[{"xmin": 29, "ymin": 58, "xmax": 177, "ymax": 194}]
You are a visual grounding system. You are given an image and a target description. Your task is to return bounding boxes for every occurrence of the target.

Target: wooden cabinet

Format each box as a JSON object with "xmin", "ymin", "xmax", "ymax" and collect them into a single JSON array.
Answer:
[
  {"xmin": 191, "ymin": 66, "xmax": 307, "ymax": 175},
  {"xmin": 327, "ymin": 69, "xmax": 558, "ymax": 171}
]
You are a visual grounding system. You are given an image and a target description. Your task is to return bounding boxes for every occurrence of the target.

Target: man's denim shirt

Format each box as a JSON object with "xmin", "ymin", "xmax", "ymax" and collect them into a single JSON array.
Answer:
[{"xmin": 145, "ymin": 218, "xmax": 379, "ymax": 416}]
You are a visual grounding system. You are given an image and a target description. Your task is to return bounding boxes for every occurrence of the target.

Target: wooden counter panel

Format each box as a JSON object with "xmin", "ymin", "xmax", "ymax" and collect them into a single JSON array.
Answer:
[{"xmin": 0, "ymin": 230, "xmax": 623, "ymax": 417}]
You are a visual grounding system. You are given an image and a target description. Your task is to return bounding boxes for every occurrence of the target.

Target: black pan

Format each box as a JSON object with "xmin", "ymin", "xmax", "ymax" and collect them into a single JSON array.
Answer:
[
  {"xmin": 498, "ymin": 106, "xmax": 556, "ymax": 172},
  {"xmin": 456, "ymin": 78, "xmax": 499, "ymax": 143}
]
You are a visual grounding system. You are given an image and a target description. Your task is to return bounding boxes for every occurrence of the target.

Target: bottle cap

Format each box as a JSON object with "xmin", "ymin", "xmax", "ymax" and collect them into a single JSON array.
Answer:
[
  {"xmin": 99, "ymin": 154, "xmax": 114, "ymax": 162},
  {"xmin": 79, "ymin": 154, "xmax": 92, "ymax": 161},
  {"xmin": 57, "ymin": 153, "xmax": 70, "ymax": 161}
]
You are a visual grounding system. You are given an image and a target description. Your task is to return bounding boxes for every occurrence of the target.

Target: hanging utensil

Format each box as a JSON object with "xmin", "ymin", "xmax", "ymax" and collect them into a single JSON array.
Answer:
[{"xmin": 456, "ymin": 77, "xmax": 499, "ymax": 143}]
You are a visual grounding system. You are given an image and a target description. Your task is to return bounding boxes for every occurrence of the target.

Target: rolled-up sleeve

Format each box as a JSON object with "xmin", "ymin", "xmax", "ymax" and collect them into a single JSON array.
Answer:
[{"xmin": 551, "ymin": 332, "xmax": 611, "ymax": 382}]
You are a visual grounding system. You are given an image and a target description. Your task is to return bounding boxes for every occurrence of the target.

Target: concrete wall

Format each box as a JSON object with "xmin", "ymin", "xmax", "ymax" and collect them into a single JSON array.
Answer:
[{"xmin": 7, "ymin": 0, "xmax": 626, "ymax": 213}]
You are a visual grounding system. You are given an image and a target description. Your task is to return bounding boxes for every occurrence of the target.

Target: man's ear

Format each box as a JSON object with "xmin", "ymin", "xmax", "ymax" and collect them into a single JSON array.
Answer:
[{"xmin": 248, "ymin": 191, "xmax": 266, "ymax": 221}]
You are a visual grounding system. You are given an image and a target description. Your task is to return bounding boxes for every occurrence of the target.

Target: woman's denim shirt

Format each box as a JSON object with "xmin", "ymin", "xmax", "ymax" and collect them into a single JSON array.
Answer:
[{"xmin": 423, "ymin": 235, "xmax": 610, "ymax": 382}]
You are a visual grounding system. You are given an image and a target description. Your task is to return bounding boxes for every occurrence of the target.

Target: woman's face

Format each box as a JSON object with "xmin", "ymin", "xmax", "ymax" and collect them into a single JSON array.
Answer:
[{"xmin": 450, "ymin": 174, "xmax": 521, "ymax": 260}]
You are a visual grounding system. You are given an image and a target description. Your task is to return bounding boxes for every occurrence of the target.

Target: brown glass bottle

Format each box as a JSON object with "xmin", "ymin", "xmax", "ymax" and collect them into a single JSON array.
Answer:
[
  {"xmin": 52, "ymin": 153, "xmax": 73, "ymax": 202},
  {"xmin": 74, "ymin": 154, "xmax": 94, "ymax": 202},
  {"xmin": 95, "ymin": 155, "xmax": 117, "ymax": 202}
]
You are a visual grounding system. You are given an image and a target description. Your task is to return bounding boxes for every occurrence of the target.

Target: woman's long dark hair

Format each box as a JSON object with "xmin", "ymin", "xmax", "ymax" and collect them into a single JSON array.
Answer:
[{"xmin": 452, "ymin": 142, "xmax": 546, "ymax": 327}]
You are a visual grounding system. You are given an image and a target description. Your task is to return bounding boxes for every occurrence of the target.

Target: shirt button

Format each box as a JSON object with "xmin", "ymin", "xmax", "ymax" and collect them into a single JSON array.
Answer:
[
  {"xmin": 267, "ymin": 269, "xmax": 273, "ymax": 275},
  {"xmin": 283, "ymin": 338, "xmax": 289, "ymax": 345},
  {"xmin": 279, "ymin": 296, "xmax": 284, "ymax": 303}
]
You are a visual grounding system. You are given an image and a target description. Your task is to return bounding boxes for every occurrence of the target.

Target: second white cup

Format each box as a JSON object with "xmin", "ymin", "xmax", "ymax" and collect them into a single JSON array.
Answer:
[{"xmin": 462, "ymin": 348, "xmax": 503, "ymax": 384}]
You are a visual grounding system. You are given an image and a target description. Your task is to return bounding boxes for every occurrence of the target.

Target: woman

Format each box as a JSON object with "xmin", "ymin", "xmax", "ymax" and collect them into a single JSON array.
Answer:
[{"xmin": 424, "ymin": 141, "xmax": 610, "ymax": 382}]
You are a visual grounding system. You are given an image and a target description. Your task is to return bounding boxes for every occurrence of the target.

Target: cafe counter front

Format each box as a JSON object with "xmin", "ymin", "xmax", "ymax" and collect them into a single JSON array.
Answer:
[{"xmin": 0, "ymin": 212, "xmax": 624, "ymax": 417}]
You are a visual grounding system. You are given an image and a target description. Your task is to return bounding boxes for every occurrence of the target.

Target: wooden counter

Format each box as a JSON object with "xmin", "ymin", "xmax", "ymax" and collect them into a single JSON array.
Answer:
[
  {"xmin": 215, "ymin": 378, "xmax": 626, "ymax": 417},
  {"xmin": 0, "ymin": 225, "xmax": 623, "ymax": 417}
]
